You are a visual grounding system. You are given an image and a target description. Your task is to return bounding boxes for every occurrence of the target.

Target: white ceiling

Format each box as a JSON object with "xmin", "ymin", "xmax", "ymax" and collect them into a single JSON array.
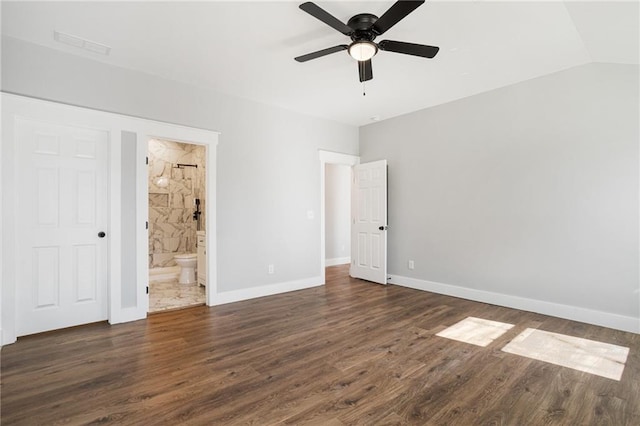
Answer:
[{"xmin": 2, "ymin": 1, "xmax": 638, "ymax": 126}]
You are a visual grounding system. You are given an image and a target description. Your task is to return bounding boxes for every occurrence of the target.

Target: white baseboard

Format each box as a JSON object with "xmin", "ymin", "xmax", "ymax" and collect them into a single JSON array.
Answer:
[
  {"xmin": 214, "ymin": 276, "xmax": 323, "ymax": 306},
  {"xmin": 390, "ymin": 275, "xmax": 640, "ymax": 334},
  {"xmin": 2, "ymin": 327, "xmax": 16, "ymax": 346},
  {"xmin": 325, "ymin": 257, "xmax": 350, "ymax": 267},
  {"xmin": 109, "ymin": 307, "xmax": 147, "ymax": 325}
]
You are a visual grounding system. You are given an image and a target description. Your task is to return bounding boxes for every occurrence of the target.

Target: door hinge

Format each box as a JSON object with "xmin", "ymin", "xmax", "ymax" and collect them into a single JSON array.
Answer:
[
  {"xmin": 146, "ymin": 286, "xmax": 149, "ymax": 294},
  {"xmin": 146, "ymin": 221, "xmax": 149, "ymax": 230},
  {"xmin": 146, "ymin": 156, "xmax": 149, "ymax": 165}
]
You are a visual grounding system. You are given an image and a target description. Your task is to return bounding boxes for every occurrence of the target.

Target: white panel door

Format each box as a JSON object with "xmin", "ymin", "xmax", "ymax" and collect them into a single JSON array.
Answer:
[
  {"xmin": 350, "ymin": 160, "xmax": 388, "ymax": 284},
  {"xmin": 15, "ymin": 118, "xmax": 108, "ymax": 336}
]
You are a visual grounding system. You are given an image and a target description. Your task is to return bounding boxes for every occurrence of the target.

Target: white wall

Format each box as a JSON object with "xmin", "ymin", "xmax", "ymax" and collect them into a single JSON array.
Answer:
[
  {"xmin": 325, "ymin": 163, "xmax": 350, "ymax": 265},
  {"xmin": 1, "ymin": 36, "xmax": 358, "ymax": 296},
  {"xmin": 360, "ymin": 63, "xmax": 639, "ymax": 332}
]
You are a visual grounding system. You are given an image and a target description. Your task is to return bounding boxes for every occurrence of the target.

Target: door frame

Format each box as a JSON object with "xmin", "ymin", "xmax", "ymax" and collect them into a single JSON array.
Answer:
[
  {"xmin": 318, "ymin": 150, "xmax": 360, "ymax": 284},
  {"xmin": 1, "ymin": 93, "xmax": 219, "ymax": 345}
]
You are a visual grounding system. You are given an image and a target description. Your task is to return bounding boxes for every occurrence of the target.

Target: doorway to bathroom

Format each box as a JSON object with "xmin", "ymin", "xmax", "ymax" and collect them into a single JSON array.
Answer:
[{"xmin": 147, "ymin": 138, "xmax": 207, "ymax": 312}]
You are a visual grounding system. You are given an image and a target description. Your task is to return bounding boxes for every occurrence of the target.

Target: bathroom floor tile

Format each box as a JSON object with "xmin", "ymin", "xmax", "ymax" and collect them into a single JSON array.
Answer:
[
  {"xmin": 501, "ymin": 328, "xmax": 629, "ymax": 380},
  {"xmin": 149, "ymin": 280, "xmax": 205, "ymax": 312},
  {"xmin": 436, "ymin": 316, "xmax": 515, "ymax": 347}
]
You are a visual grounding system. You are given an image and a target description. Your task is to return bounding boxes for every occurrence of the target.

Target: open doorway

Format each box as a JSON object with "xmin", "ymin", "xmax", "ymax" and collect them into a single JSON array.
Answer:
[
  {"xmin": 147, "ymin": 138, "xmax": 207, "ymax": 312},
  {"xmin": 325, "ymin": 163, "xmax": 351, "ymax": 267},
  {"xmin": 319, "ymin": 150, "xmax": 360, "ymax": 283}
]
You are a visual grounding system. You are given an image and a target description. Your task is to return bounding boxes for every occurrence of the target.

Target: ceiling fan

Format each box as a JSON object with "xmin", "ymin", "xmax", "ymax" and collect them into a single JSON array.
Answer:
[{"xmin": 294, "ymin": 0, "xmax": 439, "ymax": 83}]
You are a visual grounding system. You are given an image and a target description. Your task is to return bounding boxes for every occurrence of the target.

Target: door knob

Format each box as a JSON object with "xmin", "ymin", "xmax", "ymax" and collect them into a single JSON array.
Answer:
[
  {"xmin": 98, "ymin": 231, "xmax": 106, "ymax": 238},
  {"xmin": 378, "ymin": 226, "xmax": 387, "ymax": 231}
]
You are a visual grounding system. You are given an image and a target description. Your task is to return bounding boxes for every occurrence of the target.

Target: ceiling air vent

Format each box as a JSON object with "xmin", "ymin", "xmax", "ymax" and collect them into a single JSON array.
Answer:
[{"xmin": 53, "ymin": 30, "xmax": 111, "ymax": 56}]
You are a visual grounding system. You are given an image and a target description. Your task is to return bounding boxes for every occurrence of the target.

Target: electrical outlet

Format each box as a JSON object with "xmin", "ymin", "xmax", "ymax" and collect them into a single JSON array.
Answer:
[
  {"xmin": 268, "ymin": 264, "xmax": 275, "ymax": 274},
  {"xmin": 408, "ymin": 260, "xmax": 415, "ymax": 270}
]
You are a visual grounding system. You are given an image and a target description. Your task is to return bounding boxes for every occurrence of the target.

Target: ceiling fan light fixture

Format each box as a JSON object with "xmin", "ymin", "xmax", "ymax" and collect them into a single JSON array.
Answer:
[
  {"xmin": 295, "ymin": 1, "xmax": 439, "ymax": 82},
  {"xmin": 348, "ymin": 41, "xmax": 378, "ymax": 61}
]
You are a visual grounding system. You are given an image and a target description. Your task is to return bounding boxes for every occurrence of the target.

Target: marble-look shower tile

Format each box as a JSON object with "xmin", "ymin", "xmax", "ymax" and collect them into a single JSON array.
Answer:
[
  {"xmin": 156, "ymin": 222, "xmax": 185, "ymax": 237},
  {"xmin": 183, "ymin": 208, "xmax": 196, "ymax": 224},
  {"xmin": 171, "ymin": 192, "xmax": 194, "ymax": 208},
  {"xmin": 172, "ymin": 178, "xmax": 193, "ymax": 193},
  {"xmin": 148, "ymin": 230, "xmax": 156, "ymax": 249},
  {"xmin": 162, "ymin": 237, "xmax": 181, "ymax": 252},
  {"xmin": 436, "ymin": 317, "xmax": 514, "ymax": 347},
  {"xmin": 152, "ymin": 238, "xmax": 166, "ymax": 252},
  {"xmin": 152, "ymin": 253, "xmax": 177, "ymax": 268},
  {"xmin": 185, "ymin": 194, "xmax": 194, "ymax": 208},
  {"xmin": 175, "ymin": 148, "xmax": 194, "ymax": 163},
  {"xmin": 180, "ymin": 236, "xmax": 191, "ymax": 253},
  {"xmin": 170, "ymin": 193, "xmax": 183, "ymax": 208},
  {"xmin": 192, "ymin": 145, "xmax": 205, "ymax": 162},
  {"xmin": 150, "ymin": 139, "xmax": 191, "ymax": 162},
  {"xmin": 501, "ymin": 328, "xmax": 629, "ymax": 381},
  {"xmin": 149, "ymin": 158, "xmax": 168, "ymax": 178},
  {"xmin": 149, "ymin": 193, "xmax": 169, "ymax": 208},
  {"xmin": 149, "ymin": 180, "xmax": 170, "ymax": 194},
  {"xmin": 168, "ymin": 208, "xmax": 187, "ymax": 223},
  {"xmin": 149, "ymin": 226, "xmax": 163, "ymax": 237},
  {"xmin": 152, "ymin": 237, "xmax": 163, "ymax": 253},
  {"xmin": 185, "ymin": 232, "xmax": 196, "ymax": 253},
  {"xmin": 171, "ymin": 167, "xmax": 184, "ymax": 180},
  {"xmin": 149, "ymin": 207, "xmax": 169, "ymax": 223}
]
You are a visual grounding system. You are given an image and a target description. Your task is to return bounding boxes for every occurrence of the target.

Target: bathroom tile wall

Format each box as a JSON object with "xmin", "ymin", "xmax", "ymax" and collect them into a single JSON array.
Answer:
[{"xmin": 148, "ymin": 139, "xmax": 206, "ymax": 268}]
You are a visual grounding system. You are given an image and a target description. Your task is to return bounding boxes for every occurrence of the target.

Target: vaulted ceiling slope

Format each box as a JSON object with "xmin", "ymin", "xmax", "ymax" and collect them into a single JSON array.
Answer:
[{"xmin": 1, "ymin": 1, "xmax": 638, "ymax": 126}]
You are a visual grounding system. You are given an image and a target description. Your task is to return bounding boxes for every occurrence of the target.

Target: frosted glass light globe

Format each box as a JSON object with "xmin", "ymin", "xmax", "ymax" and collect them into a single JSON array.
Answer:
[{"xmin": 348, "ymin": 41, "xmax": 377, "ymax": 61}]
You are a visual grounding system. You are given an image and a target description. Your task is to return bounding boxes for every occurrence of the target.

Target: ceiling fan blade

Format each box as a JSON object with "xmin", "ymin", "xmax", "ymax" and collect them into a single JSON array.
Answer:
[
  {"xmin": 358, "ymin": 59, "xmax": 373, "ymax": 82},
  {"xmin": 378, "ymin": 40, "xmax": 439, "ymax": 58},
  {"xmin": 295, "ymin": 45, "xmax": 348, "ymax": 62},
  {"xmin": 372, "ymin": 1, "xmax": 425, "ymax": 35},
  {"xmin": 299, "ymin": 2, "xmax": 353, "ymax": 35}
]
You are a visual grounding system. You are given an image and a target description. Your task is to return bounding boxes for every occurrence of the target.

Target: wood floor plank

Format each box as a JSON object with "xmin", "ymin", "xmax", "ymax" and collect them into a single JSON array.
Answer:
[{"xmin": 2, "ymin": 265, "xmax": 638, "ymax": 425}]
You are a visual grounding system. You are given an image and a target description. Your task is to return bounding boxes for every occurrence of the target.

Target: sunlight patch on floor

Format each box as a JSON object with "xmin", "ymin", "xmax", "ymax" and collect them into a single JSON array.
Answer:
[
  {"xmin": 502, "ymin": 328, "xmax": 629, "ymax": 381},
  {"xmin": 436, "ymin": 316, "xmax": 515, "ymax": 347}
]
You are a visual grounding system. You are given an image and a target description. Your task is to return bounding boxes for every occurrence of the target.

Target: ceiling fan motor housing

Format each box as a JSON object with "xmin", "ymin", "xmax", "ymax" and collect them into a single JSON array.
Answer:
[{"xmin": 347, "ymin": 13, "xmax": 379, "ymax": 42}]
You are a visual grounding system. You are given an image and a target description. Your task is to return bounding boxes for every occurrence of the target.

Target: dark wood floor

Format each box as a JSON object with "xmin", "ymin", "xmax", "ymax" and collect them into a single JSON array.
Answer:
[{"xmin": 2, "ymin": 265, "xmax": 639, "ymax": 425}]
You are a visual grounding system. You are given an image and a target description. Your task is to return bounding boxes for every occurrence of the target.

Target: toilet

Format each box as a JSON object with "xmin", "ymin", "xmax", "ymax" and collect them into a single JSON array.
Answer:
[{"xmin": 174, "ymin": 253, "xmax": 197, "ymax": 284}]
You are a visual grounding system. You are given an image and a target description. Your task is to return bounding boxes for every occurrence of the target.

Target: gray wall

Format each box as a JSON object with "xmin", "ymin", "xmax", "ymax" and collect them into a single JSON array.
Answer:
[
  {"xmin": 325, "ymin": 163, "xmax": 351, "ymax": 262},
  {"xmin": 2, "ymin": 36, "xmax": 358, "ymax": 292},
  {"xmin": 360, "ymin": 63, "xmax": 639, "ymax": 320}
]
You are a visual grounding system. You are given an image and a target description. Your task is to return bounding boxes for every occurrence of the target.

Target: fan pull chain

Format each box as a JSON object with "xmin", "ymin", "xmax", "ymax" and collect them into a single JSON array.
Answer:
[{"xmin": 362, "ymin": 81, "xmax": 366, "ymax": 97}]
